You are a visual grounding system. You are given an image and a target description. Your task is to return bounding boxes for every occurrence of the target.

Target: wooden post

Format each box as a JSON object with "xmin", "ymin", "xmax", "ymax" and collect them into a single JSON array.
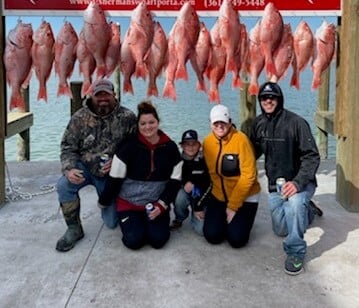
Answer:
[
  {"xmin": 17, "ymin": 87, "xmax": 30, "ymax": 161},
  {"xmin": 239, "ymin": 82, "xmax": 257, "ymax": 137},
  {"xmin": 317, "ymin": 67, "xmax": 330, "ymax": 159},
  {"xmin": 70, "ymin": 81, "xmax": 83, "ymax": 116},
  {"xmin": 0, "ymin": 14, "xmax": 5, "ymax": 204},
  {"xmin": 336, "ymin": 0, "xmax": 359, "ymax": 211},
  {"xmin": 114, "ymin": 68, "xmax": 121, "ymax": 102}
]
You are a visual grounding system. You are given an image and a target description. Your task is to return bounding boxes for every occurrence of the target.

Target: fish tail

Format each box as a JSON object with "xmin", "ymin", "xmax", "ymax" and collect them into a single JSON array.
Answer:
[
  {"xmin": 175, "ymin": 64, "xmax": 188, "ymax": 81},
  {"xmin": 311, "ymin": 76, "xmax": 321, "ymax": 90},
  {"xmin": 208, "ymin": 89, "xmax": 220, "ymax": 103},
  {"xmin": 226, "ymin": 58, "xmax": 236, "ymax": 74},
  {"xmin": 81, "ymin": 81, "xmax": 92, "ymax": 98},
  {"xmin": 196, "ymin": 80, "xmax": 207, "ymax": 93},
  {"xmin": 37, "ymin": 86, "xmax": 48, "ymax": 102},
  {"xmin": 96, "ymin": 65, "xmax": 107, "ymax": 79},
  {"xmin": 147, "ymin": 84, "xmax": 159, "ymax": 97},
  {"xmin": 57, "ymin": 83, "xmax": 73, "ymax": 99},
  {"xmin": 134, "ymin": 63, "xmax": 147, "ymax": 80},
  {"xmin": 123, "ymin": 80, "xmax": 134, "ymax": 95},
  {"xmin": 232, "ymin": 75, "xmax": 244, "ymax": 90},
  {"xmin": 248, "ymin": 82, "xmax": 259, "ymax": 96},
  {"xmin": 162, "ymin": 82, "xmax": 177, "ymax": 101},
  {"xmin": 10, "ymin": 92, "xmax": 25, "ymax": 111},
  {"xmin": 265, "ymin": 59, "xmax": 278, "ymax": 79},
  {"xmin": 290, "ymin": 72, "xmax": 300, "ymax": 90}
]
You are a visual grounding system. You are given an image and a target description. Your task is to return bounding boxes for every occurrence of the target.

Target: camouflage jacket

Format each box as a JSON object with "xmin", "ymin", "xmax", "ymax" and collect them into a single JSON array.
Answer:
[{"xmin": 60, "ymin": 98, "xmax": 137, "ymax": 177}]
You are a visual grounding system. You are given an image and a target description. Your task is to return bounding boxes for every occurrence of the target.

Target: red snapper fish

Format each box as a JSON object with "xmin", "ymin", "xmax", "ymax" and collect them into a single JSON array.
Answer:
[
  {"xmin": 83, "ymin": 1, "xmax": 111, "ymax": 78},
  {"xmin": 120, "ymin": 29, "xmax": 136, "ymax": 95},
  {"xmin": 4, "ymin": 20, "xmax": 33, "ymax": 111},
  {"xmin": 272, "ymin": 24, "xmax": 295, "ymax": 82},
  {"xmin": 218, "ymin": 0, "xmax": 241, "ymax": 80},
  {"xmin": 31, "ymin": 20, "xmax": 55, "ymax": 102},
  {"xmin": 54, "ymin": 21, "xmax": 78, "ymax": 98},
  {"xmin": 190, "ymin": 22, "xmax": 211, "ymax": 93},
  {"xmin": 311, "ymin": 21, "xmax": 336, "ymax": 90},
  {"xmin": 259, "ymin": 2, "xmax": 284, "ymax": 79},
  {"xmin": 248, "ymin": 21, "xmax": 265, "ymax": 96},
  {"xmin": 76, "ymin": 29, "xmax": 96, "ymax": 97},
  {"xmin": 171, "ymin": 2, "xmax": 200, "ymax": 81},
  {"xmin": 105, "ymin": 22, "xmax": 121, "ymax": 78},
  {"xmin": 127, "ymin": 1, "xmax": 154, "ymax": 80},
  {"xmin": 206, "ymin": 20, "xmax": 227, "ymax": 103},
  {"xmin": 145, "ymin": 21, "xmax": 168, "ymax": 97}
]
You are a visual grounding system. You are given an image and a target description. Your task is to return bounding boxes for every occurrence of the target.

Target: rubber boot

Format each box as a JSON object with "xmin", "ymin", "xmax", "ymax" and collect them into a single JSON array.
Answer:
[{"xmin": 56, "ymin": 199, "xmax": 84, "ymax": 252}]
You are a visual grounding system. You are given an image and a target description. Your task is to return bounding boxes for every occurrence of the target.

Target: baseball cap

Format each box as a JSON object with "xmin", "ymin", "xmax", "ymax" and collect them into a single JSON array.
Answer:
[
  {"xmin": 258, "ymin": 82, "xmax": 282, "ymax": 99},
  {"xmin": 180, "ymin": 129, "xmax": 198, "ymax": 144},
  {"xmin": 210, "ymin": 105, "xmax": 230, "ymax": 124},
  {"xmin": 92, "ymin": 79, "xmax": 114, "ymax": 95}
]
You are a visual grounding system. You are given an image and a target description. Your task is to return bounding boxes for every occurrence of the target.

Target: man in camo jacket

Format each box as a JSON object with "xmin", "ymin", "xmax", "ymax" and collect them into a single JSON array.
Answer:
[{"xmin": 55, "ymin": 79, "xmax": 137, "ymax": 252}]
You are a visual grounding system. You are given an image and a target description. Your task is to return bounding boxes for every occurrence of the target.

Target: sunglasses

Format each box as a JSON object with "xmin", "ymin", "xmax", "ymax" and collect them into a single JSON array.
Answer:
[{"xmin": 260, "ymin": 94, "xmax": 278, "ymax": 101}]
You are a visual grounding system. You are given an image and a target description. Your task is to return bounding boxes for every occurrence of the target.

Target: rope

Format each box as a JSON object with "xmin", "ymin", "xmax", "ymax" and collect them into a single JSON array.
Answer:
[{"xmin": 5, "ymin": 162, "xmax": 57, "ymax": 202}]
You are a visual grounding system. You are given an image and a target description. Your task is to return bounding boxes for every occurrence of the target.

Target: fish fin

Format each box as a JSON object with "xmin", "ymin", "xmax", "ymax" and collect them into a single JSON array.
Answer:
[
  {"xmin": 37, "ymin": 86, "xmax": 48, "ymax": 102},
  {"xmin": 10, "ymin": 92, "xmax": 25, "ymax": 111},
  {"xmin": 162, "ymin": 82, "xmax": 177, "ymax": 101},
  {"xmin": 57, "ymin": 84, "xmax": 73, "ymax": 98}
]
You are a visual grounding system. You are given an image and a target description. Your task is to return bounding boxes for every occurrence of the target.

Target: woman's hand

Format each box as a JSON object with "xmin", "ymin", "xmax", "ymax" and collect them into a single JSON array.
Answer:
[
  {"xmin": 226, "ymin": 207, "xmax": 236, "ymax": 224},
  {"xmin": 148, "ymin": 201, "xmax": 167, "ymax": 220},
  {"xmin": 66, "ymin": 168, "xmax": 85, "ymax": 185}
]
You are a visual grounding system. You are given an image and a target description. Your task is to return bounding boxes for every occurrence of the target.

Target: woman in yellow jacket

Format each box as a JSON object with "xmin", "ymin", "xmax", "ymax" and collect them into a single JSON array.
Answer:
[{"xmin": 200, "ymin": 104, "xmax": 260, "ymax": 248}]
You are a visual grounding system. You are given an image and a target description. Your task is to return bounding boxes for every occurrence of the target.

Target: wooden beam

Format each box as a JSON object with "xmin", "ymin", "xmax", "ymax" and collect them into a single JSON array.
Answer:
[
  {"xmin": 239, "ymin": 82, "xmax": 257, "ymax": 137},
  {"xmin": 314, "ymin": 111, "xmax": 334, "ymax": 136},
  {"xmin": 0, "ymin": 13, "xmax": 6, "ymax": 204},
  {"xmin": 336, "ymin": 0, "xmax": 359, "ymax": 212},
  {"xmin": 6, "ymin": 112, "xmax": 34, "ymax": 139}
]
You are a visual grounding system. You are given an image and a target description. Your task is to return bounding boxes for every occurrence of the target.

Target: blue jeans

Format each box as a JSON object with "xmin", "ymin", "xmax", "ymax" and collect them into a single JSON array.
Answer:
[
  {"xmin": 56, "ymin": 161, "xmax": 118, "ymax": 229},
  {"xmin": 174, "ymin": 188, "xmax": 204, "ymax": 235},
  {"xmin": 268, "ymin": 183, "xmax": 316, "ymax": 259}
]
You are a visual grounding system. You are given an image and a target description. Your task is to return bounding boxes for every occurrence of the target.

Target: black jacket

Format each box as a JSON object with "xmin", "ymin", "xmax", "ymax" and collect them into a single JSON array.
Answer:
[{"xmin": 250, "ymin": 108, "xmax": 320, "ymax": 193}]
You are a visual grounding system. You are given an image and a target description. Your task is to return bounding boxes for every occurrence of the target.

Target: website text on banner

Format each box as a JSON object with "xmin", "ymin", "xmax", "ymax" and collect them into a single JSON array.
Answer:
[{"xmin": 3, "ymin": 0, "xmax": 341, "ymax": 16}]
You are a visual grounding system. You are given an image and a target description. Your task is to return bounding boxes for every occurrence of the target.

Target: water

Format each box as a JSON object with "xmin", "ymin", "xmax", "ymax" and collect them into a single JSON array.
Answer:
[{"xmin": 4, "ymin": 15, "xmax": 337, "ymax": 162}]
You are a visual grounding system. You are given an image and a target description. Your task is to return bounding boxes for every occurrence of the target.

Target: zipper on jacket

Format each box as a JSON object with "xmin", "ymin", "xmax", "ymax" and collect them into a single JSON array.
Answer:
[{"xmin": 216, "ymin": 139, "xmax": 228, "ymax": 203}]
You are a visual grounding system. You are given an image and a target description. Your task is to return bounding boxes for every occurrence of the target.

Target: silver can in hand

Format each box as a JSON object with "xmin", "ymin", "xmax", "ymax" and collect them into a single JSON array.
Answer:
[
  {"xmin": 276, "ymin": 177, "xmax": 286, "ymax": 199},
  {"xmin": 145, "ymin": 203, "xmax": 154, "ymax": 217},
  {"xmin": 99, "ymin": 154, "xmax": 110, "ymax": 170}
]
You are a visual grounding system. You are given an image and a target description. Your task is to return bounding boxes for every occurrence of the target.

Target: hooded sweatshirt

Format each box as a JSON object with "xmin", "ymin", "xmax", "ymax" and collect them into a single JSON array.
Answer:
[{"xmin": 250, "ymin": 82, "xmax": 320, "ymax": 192}]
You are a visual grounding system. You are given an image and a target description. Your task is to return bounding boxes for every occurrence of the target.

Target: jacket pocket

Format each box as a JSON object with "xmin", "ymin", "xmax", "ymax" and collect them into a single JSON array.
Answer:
[{"xmin": 221, "ymin": 154, "xmax": 240, "ymax": 177}]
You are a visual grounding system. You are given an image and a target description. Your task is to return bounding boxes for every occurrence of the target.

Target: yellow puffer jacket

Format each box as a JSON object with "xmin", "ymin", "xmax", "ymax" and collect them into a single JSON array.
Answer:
[{"xmin": 203, "ymin": 127, "xmax": 260, "ymax": 211}]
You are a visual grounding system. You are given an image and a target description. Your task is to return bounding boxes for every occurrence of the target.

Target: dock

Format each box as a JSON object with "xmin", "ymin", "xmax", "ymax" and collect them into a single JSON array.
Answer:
[{"xmin": 0, "ymin": 159, "xmax": 358, "ymax": 308}]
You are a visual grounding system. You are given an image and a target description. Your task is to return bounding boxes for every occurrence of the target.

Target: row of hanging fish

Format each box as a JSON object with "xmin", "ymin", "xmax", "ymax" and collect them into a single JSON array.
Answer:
[{"xmin": 3, "ymin": 0, "xmax": 337, "ymax": 110}]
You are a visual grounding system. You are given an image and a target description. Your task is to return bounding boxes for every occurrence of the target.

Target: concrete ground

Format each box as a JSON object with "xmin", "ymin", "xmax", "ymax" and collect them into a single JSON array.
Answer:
[{"xmin": 0, "ymin": 159, "xmax": 358, "ymax": 308}]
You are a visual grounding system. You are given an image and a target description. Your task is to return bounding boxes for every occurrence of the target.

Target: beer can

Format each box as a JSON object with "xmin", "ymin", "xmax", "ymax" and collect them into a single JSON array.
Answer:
[
  {"xmin": 276, "ymin": 177, "xmax": 286, "ymax": 194},
  {"xmin": 145, "ymin": 203, "xmax": 154, "ymax": 215},
  {"xmin": 99, "ymin": 154, "xmax": 110, "ymax": 168}
]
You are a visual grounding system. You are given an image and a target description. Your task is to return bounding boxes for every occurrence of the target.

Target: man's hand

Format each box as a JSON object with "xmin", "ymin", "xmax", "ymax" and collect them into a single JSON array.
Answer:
[
  {"xmin": 183, "ymin": 181, "xmax": 194, "ymax": 194},
  {"xmin": 100, "ymin": 158, "xmax": 113, "ymax": 175},
  {"xmin": 282, "ymin": 181, "xmax": 298, "ymax": 198},
  {"xmin": 194, "ymin": 210, "xmax": 205, "ymax": 220},
  {"xmin": 226, "ymin": 208, "xmax": 236, "ymax": 224},
  {"xmin": 66, "ymin": 168, "xmax": 85, "ymax": 185}
]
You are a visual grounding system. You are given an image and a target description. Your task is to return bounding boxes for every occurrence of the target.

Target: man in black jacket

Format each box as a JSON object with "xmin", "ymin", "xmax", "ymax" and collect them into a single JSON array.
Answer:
[{"xmin": 250, "ymin": 81, "xmax": 322, "ymax": 275}]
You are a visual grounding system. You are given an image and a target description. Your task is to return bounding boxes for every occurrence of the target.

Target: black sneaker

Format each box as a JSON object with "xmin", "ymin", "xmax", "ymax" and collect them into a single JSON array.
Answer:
[
  {"xmin": 309, "ymin": 200, "xmax": 323, "ymax": 217},
  {"xmin": 170, "ymin": 219, "xmax": 183, "ymax": 230},
  {"xmin": 284, "ymin": 255, "xmax": 304, "ymax": 275}
]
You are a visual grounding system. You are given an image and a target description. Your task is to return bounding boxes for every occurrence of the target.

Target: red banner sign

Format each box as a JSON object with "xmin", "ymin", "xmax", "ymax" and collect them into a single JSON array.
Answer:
[{"xmin": 3, "ymin": 0, "xmax": 341, "ymax": 16}]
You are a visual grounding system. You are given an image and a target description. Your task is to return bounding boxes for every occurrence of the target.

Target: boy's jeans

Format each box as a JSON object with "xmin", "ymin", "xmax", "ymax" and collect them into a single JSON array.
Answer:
[
  {"xmin": 57, "ymin": 161, "xmax": 118, "ymax": 229},
  {"xmin": 268, "ymin": 183, "xmax": 316, "ymax": 259},
  {"xmin": 174, "ymin": 188, "xmax": 204, "ymax": 235}
]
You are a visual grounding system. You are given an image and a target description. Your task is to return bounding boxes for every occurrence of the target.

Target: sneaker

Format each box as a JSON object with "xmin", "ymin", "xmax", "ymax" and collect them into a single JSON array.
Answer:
[
  {"xmin": 309, "ymin": 200, "xmax": 323, "ymax": 217},
  {"xmin": 170, "ymin": 219, "xmax": 183, "ymax": 230},
  {"xmin": 284, "ymin": 255, "xmax": 304, "ymax": 275}
]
